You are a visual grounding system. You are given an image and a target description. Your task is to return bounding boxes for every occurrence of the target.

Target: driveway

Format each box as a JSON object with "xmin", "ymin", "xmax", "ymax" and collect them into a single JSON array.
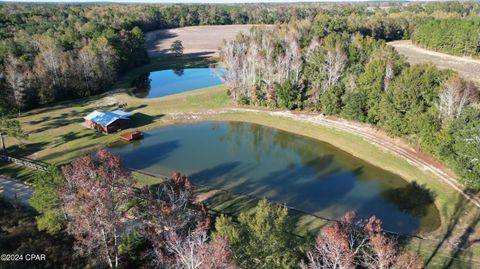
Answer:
[{"xmin": 0, "ymin": 176, "xmax": 32, "ymax": 206}]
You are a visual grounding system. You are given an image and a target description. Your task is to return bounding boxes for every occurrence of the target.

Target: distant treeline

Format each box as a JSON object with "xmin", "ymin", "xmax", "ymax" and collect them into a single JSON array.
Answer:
[
  {"xmin": 414, "ymin": 18, "xmax": 480, "ymax": 57},
  {"xmin": 1, "ymin": 2, "xmax": 480, "ymax": 115}
]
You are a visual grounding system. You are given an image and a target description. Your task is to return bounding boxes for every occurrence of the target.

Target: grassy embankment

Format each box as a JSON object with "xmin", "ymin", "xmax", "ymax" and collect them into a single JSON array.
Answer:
[{"xmin": 1, "ymin": 55, "xmax": 479, "ymax": 268}]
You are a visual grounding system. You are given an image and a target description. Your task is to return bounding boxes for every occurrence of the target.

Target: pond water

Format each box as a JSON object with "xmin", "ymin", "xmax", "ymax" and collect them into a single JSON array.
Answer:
[
  {"xmin": 108, "ymin": 122, "xmax": 440, "ymax": 234},
  {"xmin": 132, "ymin": 68, "xmax": 224, "ymax": 98}
]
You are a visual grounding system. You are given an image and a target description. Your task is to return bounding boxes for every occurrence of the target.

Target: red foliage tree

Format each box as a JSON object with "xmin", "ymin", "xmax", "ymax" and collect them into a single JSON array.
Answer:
[
  {"xmin": 59, "ymin": 148, "xmax": 134, "ymax": 268},
  {"xmin": 301, "ymin": 212, "xmax": 423, "ymax": 269},
  {"xmin": 138, "ymin": 172, "xmax": 235, "ymax": 268}
]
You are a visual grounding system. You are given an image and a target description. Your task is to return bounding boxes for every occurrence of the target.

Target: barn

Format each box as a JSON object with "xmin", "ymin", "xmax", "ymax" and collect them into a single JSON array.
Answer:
[{"xmin": 84, "ymin": 110, "xmax": 132, "ymax": 134}]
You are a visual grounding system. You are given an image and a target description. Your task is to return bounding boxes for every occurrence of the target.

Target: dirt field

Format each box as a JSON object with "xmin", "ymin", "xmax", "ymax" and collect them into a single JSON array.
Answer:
[
  {"xmin": 388, "ymin": 40, "xmax": 480, "ymax": 83},
  {"xmin": 146, "ymin": 25, "xmax": 269, "ymax": 57}
]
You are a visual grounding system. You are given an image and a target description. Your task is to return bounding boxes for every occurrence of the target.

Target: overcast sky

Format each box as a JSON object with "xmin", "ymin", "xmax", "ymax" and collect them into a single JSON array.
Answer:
[{"xmin": 0, "ymin": 0, "xmax": 442, "ymax": 3}]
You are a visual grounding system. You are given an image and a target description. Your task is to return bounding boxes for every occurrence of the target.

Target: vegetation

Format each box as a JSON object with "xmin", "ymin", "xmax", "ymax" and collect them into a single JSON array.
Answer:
[
  {"xmin": 3, "ymin": 2, "xmax": 480, "ymax": 268},
  {"xmin": 220, "ymin": 21, "xmax": 480, "ymax": 189},
  {"xmin": 214, "ymin": 199, "xmax": 302, "ymax": 269},
  {"xmin": 2, "ymin": 2, "xmax": 480, "ymax": 113},
  {"xmin": 414, "ymin": 18, "xmax": 480, "ymax": 57},
  {"xmin": 170, "ymin": 40, "xmax": 184, "ymax": 57},
  {"xmin": 29, "ymin": 165, "xmax": 64, "ymax": 235},
  {"xmin": 0, "ymin": 197, "xmax": 80, "ymax": 268},
  {"xmin": 0, "ymin": 117, "xmax": 27, "ymax": 153},
  {"xmin": 29, "ymin": 149, "xmax": 423, "ymax": 268}
]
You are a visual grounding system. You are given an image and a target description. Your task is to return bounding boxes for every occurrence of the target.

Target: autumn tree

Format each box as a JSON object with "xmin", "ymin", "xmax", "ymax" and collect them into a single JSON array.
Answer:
[
  {"xmin": 137, "ymin": 172, "xmax": 235, "ymax": 268},
  {"xmin": 59, "ymin": 148, "xmax": 134, "ymax": 269},
  {"xmin": 300, "ymin": 212, "xmax": 423, "ymax": 269}
]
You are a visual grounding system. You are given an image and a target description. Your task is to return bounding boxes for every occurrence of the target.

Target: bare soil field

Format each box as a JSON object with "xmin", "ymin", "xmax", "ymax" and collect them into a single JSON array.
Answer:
[
  {"xmin": 146, "ymin": 25, "xmax": 269, "ymax": 57},
  {"xmin": 388, "ymin": 40, "xmax": 480, "ymax": 83}
]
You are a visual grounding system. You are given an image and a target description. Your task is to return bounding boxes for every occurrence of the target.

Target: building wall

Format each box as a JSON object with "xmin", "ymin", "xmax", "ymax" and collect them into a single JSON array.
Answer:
[
  {"xmin": 106, "ymin": 119, "xmax": 129, "ymax": 134},
  {"xmin": 85, "ymin": 118, "xmax": 130, "ymax": 134}
]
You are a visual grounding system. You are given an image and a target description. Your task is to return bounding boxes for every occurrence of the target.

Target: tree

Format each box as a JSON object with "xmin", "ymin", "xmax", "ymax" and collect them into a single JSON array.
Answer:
[
  {"xmin": 322, "ymin": 47, "xmax": 347, "ymax": 92},
  {"xmin": 0, "ymin": 117, "xmax": 27, "ymax": 155},
  {"xmin": 300, "ymin": 212, "xmax": 423, "ymax": 269},
  {"xmin": 171, "ymin": 40, "xmax": 184, "ymax": 57},
  {"xmin": 341, "ymin": 92, "xmax": 368, "ymax": 122},
  {"xmin": 29, "ymin": 165, "xmax": 65, "ymax": 235},
  {"xmin": 137, "ymin": 172, "xmax": 235, "ymax": 268},
  {"xmin": 214, "ymin": 199, "xmax": 301, "ymax": 269},
  {"xmin": 320, "ymin": 84, "xmax": 344, "ymax": 115},
  {"xmin": 441, "ymin": 107, "xmax": 480, "ymax": 189},
  {"xmin": 438, "ymin": 76, "xmax": 478, "ymax": 125},
  {"xmin": 59, "ymin": 148, "xmax": 134, "ymax": 269},
  {"xmin": 4, "ymin": 54, "xmax": 32, "ymax": 115}
]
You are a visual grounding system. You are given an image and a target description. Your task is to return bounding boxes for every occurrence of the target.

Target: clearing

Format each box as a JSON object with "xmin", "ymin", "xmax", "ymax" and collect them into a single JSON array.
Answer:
[
  {"xmin": 146, "ymin": 24, "xmax": 268, "ymax": 57},
  {"xmin": 388, "ymin": 40, "xmax": 480, "ymax": 83}
]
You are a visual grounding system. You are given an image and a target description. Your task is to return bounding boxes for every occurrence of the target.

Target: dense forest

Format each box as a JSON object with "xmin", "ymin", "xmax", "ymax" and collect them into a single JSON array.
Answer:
[
  {"xmin": 414, "ymin": 18, "xmax": 480, "ymax": 57},
  {"xmin": 220, "ymin": 20, "xmax": 480, "ymax": 189},
  {"xmin": 1, "ymin": 2, "xmax": 480, "ymax": 115}
]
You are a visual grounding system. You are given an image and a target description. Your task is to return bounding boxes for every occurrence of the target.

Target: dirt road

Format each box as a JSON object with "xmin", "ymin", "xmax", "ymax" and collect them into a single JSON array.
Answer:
[
  {"xmin": 146, "ymin": 25, "xmax": 269, "ymax": 57},
  {"xmin": 164, "ymin": 107, "xmax": 480, "ymax": 209},
  {"xmin": 0, "ymin": 176, "xmax": 32, "ymax": 206},
  {"xmin": 388, "ymin": 40, "xmax": 480, "ymax": 83}
]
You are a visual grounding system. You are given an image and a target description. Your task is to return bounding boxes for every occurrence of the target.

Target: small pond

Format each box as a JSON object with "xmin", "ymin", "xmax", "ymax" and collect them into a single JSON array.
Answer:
[
  {"xmin": 132, "ymin": 68, "xmax": 224, "ymax": 98},
  {"xmin": 108, "ymin": 122, "xmax": 440, "ymax": 234}
]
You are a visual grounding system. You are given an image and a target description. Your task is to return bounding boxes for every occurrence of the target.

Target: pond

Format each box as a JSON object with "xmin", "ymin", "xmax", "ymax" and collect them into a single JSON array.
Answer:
[
  {"xmin": 132, "ymin": 68, "xmax": 224, "ymax": 98},
  {"xmin": 108, "ymin": 122, "xmax": 440, "ymax": 234}
]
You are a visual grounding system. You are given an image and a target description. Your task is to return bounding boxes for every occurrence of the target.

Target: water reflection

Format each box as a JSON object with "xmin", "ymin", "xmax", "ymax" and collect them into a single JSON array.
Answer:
[
  {"xmin": 108, "ymin": 121, "xmax": 440, "ymax": 234},
  {"xmin": 131, "ymin": 73, "xmax": 151, "ymax": 98},
  {"xmin": 131, "ymin": 68, "xmax": 224, "ymax": 98}
]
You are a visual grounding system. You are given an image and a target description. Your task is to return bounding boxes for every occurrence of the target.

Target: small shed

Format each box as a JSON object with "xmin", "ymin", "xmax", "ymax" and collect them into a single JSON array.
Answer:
[
  {"xmin": 84, "ymin": 110, "xmax": 132, "ymax": 134},
  {"xmin": 120, "ymin": 131, "xmax": 144, "ymax": 141}
]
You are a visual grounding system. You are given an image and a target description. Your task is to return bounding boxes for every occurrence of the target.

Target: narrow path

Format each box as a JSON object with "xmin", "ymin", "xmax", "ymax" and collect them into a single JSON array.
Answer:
[
  {"xmin": 388, "ymin": 40, "xmax": 480, "ymax": 83},
  {"xmin": 0, "ymin": 176, "xmax": 32, "ymax": 206},
  {"xmin": 165, "ymin": 108, "xmax": 480, "ymax": 208}
]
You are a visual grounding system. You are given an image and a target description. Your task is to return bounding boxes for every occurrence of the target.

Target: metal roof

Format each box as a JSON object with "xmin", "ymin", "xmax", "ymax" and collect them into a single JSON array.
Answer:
[{"xmin": 84, "ymin": 110, "xmax": 131, "ymax": 127}]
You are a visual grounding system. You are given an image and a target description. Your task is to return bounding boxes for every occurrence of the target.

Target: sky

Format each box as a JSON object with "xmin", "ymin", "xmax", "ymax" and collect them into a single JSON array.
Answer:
[{"xmin": 0, "ymin": 0, "xmax": 443, "ymax": 3}]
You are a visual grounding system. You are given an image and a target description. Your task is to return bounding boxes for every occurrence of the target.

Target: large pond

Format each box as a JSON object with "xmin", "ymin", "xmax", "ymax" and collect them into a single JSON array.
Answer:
[
  {"xmin": 109, "ymin": 122, "xmax": 440, "ymax": 234},
  {"xmin": 132, "ymin": 68, "xmax": 224, "ymax": 98}
]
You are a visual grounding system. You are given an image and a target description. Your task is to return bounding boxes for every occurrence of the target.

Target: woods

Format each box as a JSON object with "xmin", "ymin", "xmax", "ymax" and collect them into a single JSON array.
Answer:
[
  {"xmin": 2, "ymin": 2, "xmax": 479, "ymax": 114},
  {"xmin": 220, "ymin": 20, "xmax": 480, "ymax": 189},
  {"xmin": 414, "ymin": 18, "xmax": 480, "ymax": 57}
]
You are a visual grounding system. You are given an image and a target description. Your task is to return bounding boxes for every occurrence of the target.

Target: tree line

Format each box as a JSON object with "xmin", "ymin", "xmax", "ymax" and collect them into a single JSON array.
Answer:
[
  {"xmin": 220, "ymin": 22, "xmax": 480, "ymax": 190},
  {"xmin": 413, "ymin": 17, "xmax": 480, "ymax": 57},
  {"xmin": 2, "ymin": 2, "xmax": 480, "ymax": 115},
  {"xmin": 30, "ymin": 148, "xmax": 423, "ymax": 268}
]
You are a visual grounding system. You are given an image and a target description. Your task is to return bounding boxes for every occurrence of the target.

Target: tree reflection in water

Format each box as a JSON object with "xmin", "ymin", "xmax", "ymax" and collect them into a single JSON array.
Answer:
[{"xmin": 131, "ymin": 73, "xmax": 151, "ymax": 98}]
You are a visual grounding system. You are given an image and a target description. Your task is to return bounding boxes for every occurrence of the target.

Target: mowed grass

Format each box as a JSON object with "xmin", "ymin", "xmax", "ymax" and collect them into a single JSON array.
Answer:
[{"xmin": 1, "ymin": 56, "xmax": 480, "ymax": 268}]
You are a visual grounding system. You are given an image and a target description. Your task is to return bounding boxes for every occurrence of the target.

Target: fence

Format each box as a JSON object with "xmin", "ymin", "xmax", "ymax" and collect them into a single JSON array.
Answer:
[{"xmin": 0, "ymin": 154, "xmax": 47, "ymax": 171}]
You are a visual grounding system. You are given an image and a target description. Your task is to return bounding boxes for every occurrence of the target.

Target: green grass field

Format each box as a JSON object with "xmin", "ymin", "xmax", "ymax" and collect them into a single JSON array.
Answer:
[{"xmin": 1, "ymin": 55, "xmax": 480, "ymax": 268}]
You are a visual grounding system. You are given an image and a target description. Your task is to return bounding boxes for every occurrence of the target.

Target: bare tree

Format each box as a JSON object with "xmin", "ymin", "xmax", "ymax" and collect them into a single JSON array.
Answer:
[
  {"xmin": 138, "ymin": 172, "xmax": 212, "ymax": 267},
  {"xmin": 301, "ymin": 212, "xmax": 423, "ymax": 269},
  {"xmin": 59, "ymin": 148, "xmax": 134, "ymax": 268},
  {"xmin": 384, "ymin": 62, "xmax": 394, "ymax": 92},
  {"xmin": 4, "ymin": 55, "xmax": 31, "ymax": 115},
  {"xmin": 438, "ymin": 76, "xmax": 478, "ymax": 124},
  {"xmin": 165, "ymin": 230, "xmax": 237, "ymax": 269},
  {"xmin": 323, "ymin": 47, "xmax": 347, "ymax": 92}
]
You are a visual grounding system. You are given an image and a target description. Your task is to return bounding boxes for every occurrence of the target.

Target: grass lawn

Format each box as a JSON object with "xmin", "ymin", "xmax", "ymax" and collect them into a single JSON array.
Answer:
[{"xmin": 1, "ymin": 55, "xmax": 479, "ymax": 268}]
